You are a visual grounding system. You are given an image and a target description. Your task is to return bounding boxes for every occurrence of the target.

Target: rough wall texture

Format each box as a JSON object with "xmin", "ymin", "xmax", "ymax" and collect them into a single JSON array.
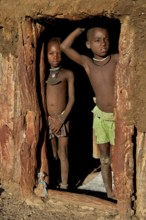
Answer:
[
  {"xmin": 1, "ymin": 1, "xmax": 146, "ymax": 130},
  {"xmin": 136, "ymin": 132, "xmax": 146, "ymax": 219},
  {"xmin": 112, "ymin": 16, "xmax": 135, "ymax": 219},
  {"xmin": 1, "ymin": 0, "xmax": 146, "ymax": 219}
]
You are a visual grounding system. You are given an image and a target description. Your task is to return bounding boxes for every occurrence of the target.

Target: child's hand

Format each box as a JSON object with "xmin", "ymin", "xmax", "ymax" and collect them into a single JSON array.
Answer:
[
  {"xmin": 49, "ymin": 117, "xmax": 63, "ymax": 134},
  {"xmin": 76, "ymin": 27, "xmax": 85, "ymax": 33}
]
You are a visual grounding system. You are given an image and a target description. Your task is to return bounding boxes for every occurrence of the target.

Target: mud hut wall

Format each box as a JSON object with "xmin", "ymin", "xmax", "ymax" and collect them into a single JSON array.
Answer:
[
  {"xmin": 0, "ymin": 19, "xmax": 20, "ymax": 183},
  {"xmin": 0, "ymin": 17, "xmax": 47, "ymax": 196},
  {"xmin": 18, "ymin": 19, "xmax": 49, "ymax": 196},
  {"xmin": 111, "ymin": 16, "xmax": 135, "ymax": 219},
  {"xmin": 115, "ymin": 2, "xmax": 146, "ymax": 133},
  {"xmin": 136, "ymin": 132, "xmax": 146, "ymax": 219},
  {"xmin": 116, "ymin": 9, "xmax": 146, "ymax": 220},
  {"xmin": 0, "ymin": 54, "xmax": 19, "ymax": 181},
  {"xmin": 112, "ymin": 11, "xmax": 146, "ymax": 218},
  {"xmin": 1, "ymin": 0, "xmax": 146, "ymax": 213}
]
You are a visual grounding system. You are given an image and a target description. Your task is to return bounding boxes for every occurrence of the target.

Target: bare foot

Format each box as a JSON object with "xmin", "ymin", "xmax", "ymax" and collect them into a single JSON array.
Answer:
[{"xmin": 57, "ymin": 183, "xmax": 68, "ymax": 190}]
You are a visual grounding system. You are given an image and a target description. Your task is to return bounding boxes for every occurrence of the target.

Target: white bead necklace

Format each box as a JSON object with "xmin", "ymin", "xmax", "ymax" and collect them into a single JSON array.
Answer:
[
  {"xmin": 93, "ymin": 56, "xmax": 109, "ymax": 62},
  {"xmin": 93, "ymin": 55, "xmax": 111, "ymax": 66}
]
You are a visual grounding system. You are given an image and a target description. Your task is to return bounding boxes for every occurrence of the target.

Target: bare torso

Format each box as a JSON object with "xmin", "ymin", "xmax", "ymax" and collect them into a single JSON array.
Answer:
[
  {"xmin": 84, "ymin": 54, "xmax": 118, "ymax": 113},
  {"xmin": 46, "ymin": 68, "xmax": 69, "ymax": 117}
]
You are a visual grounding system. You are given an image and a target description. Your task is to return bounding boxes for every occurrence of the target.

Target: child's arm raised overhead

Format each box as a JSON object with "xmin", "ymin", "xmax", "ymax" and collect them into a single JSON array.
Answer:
[{"xmin": 61, "ymin": 28, "xmax": 87, "ymax": 67}]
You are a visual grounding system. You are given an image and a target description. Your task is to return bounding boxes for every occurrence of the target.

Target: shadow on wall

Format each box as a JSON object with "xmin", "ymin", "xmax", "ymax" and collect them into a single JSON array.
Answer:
[{"xmin": 35, "ymin": 16, "xmax": 121, "ymax": 189}]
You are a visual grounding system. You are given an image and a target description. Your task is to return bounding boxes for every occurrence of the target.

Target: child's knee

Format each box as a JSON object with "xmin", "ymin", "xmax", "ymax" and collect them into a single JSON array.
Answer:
[{"xmin": 100, "ymin": 157, "xmax": 110, "ymax": 166}]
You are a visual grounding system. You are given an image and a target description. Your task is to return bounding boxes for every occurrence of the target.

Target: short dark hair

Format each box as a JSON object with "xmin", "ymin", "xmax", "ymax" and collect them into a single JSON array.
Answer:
[
  {"xmin": 86, "ymin": 27, "xmax": 108, "ymax": 40},
  {"xmin": 48, "ymin": 37, "xmax": 61, "ymax": 44}
]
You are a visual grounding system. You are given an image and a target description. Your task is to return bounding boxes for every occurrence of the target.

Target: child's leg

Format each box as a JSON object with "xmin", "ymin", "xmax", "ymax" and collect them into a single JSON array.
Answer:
[
  {"xmin": 93, "ymin": 129, "xmax": 100, "ymax": 159},
  {"xmin": 98, "ymin": 143, "xmax": 114, "ymax": 199},
  {"xmin": 58, "ymin": 136, "xmax": 69, "ymax": 188},
  {"xmin": 50, "ymin": 137, "xmax": 58, "ymax": 160}
]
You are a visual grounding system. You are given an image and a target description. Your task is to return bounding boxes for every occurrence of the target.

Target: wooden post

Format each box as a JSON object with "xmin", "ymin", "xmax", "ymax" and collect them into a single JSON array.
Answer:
[
  {"xmin": 136, "ymin": 132, "xmax": 146, "ymax": 219},
  {"xmin": 18, "ymin": 17, "xmax": 48, "ymax": 197},
  {"xmin": 113, "ymin": 16, "xmax": 135, "ymax": 219}
]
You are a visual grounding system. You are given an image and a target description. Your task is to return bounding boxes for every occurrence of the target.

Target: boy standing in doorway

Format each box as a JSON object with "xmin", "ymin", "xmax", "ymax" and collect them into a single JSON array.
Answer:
[
  {"xmin": 46, "ymin": 38, "xmax": 75, "ymax": 189},
  {"xmin": 61, "ymin": 27, "xmax": 119, "ymax": 198}
]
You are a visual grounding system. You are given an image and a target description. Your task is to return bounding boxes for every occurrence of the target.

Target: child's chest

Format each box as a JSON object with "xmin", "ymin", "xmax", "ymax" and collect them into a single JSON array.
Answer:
[{"xmin": 89, "ymin": 62, "xmax": 115, "ymax": 83}]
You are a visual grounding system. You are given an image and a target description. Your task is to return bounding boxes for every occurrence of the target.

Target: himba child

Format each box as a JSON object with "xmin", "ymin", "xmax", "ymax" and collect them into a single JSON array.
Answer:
[
  {"xmin": 61, "ymin": 27, "xmax": 119, "ymax": 198},
  {"xmin": 46, "ymin": 37, "xmax": 75, "ymax": 189}
]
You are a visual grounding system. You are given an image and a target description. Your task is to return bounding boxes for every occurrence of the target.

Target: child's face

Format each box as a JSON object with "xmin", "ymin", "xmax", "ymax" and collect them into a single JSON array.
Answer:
[
  {"xmin": 47, "ymin": 41, "xmax": 62, "ymax": 68},
  {"xmin": 86, "ymin": 28, "xmax": 110, "ymax": 58}
]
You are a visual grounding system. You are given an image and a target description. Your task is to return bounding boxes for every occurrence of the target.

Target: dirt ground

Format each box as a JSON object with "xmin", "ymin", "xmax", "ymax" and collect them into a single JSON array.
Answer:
[{"xmin": 0, "ymin": 182, "xmax": 119, "ymax": 220}]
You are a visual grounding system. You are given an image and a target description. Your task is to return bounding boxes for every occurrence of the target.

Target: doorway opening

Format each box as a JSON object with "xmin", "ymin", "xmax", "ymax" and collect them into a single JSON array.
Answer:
[{"xmin": 35, "ymin": 15, "xmax": 121, "ymax": 201}]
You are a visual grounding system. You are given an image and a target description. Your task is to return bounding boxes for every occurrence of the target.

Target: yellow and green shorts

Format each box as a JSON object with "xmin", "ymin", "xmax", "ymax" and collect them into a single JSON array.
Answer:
[{"xmin": 92, "ymin": 106, "xmax": 115, "ymax": 145}]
